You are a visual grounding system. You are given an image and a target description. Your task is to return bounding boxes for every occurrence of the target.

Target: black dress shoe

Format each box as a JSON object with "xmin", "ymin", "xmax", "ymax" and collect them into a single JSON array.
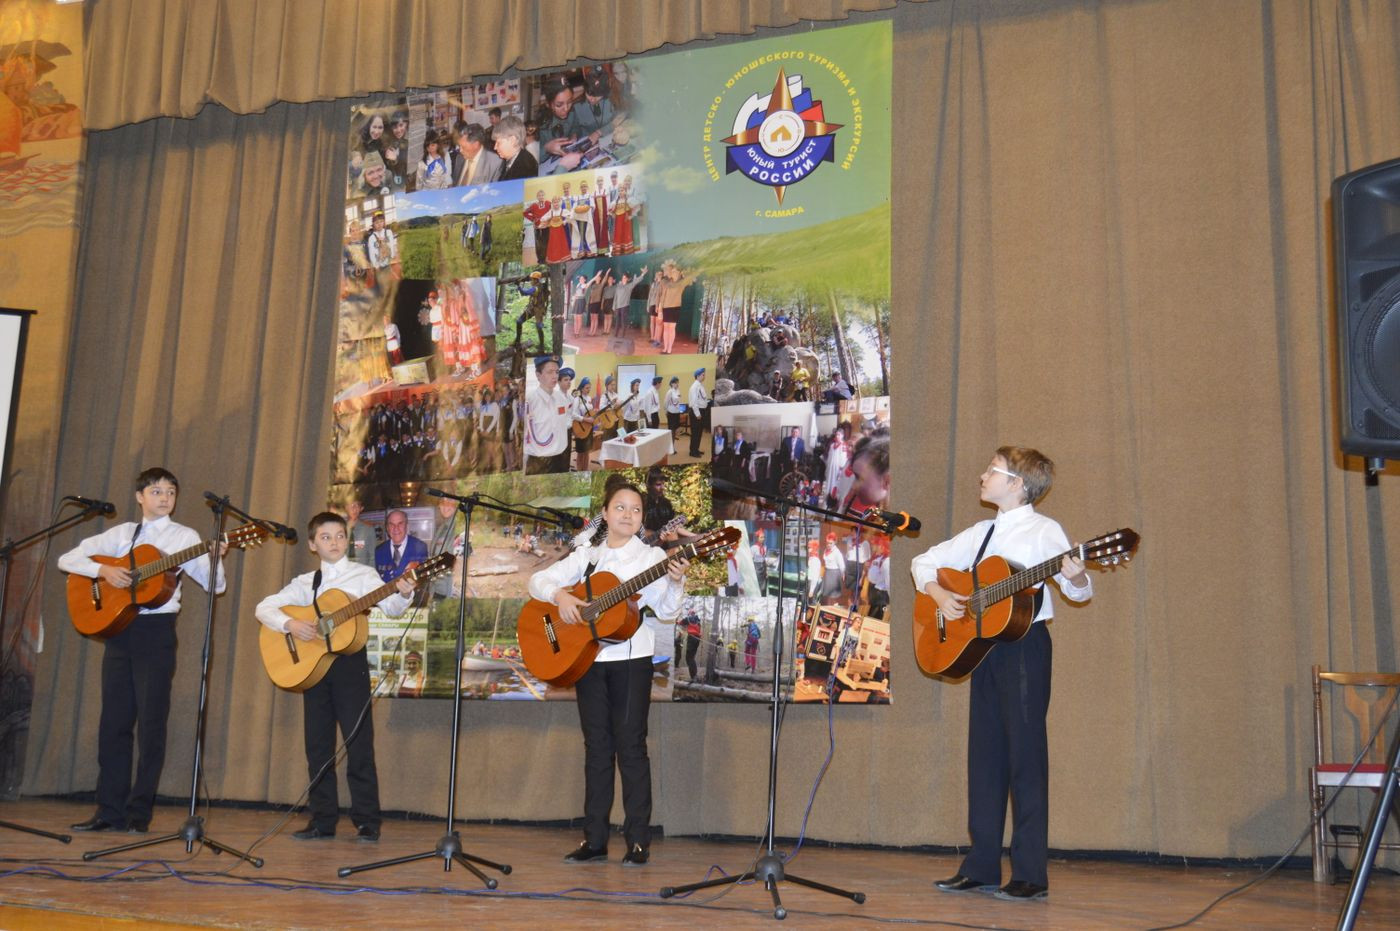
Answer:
[
  {"xmin": 621, "ymin": 843, "xmax": 649, "ymax": 866},
  {"xmin": 563, "ymin": 841, "xmax": 608, "ymax": 863},
  {"xmin": 994, "ymin": 880, "xmax": 1048, "ymax": 901},
  {"xmin": 356, "ymin": 825, "xmax": 380, "ymax": 843},
  {"xmin": 70, "ymin": 815, "xmax": 121, "ymax": 832},
  {"xmin": 935, "ymin": 873, "xmax": 997, "ymax": 893},
  {"xmin": 292, "ymin": 823, "xmax": 336, "ymax": 840},
  {"xmin": 127, "ymin": 821, "xmax": 150, "ymax": 834}
]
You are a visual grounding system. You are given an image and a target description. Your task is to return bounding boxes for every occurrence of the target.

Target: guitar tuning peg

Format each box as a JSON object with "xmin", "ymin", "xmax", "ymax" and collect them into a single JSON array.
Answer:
[{"xmin": 1122, "ymin": 554, "xmax": 1131, "ymax": 563}]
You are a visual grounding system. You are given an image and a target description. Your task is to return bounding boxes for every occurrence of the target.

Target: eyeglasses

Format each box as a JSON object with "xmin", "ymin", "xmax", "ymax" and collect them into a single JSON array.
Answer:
[{"xmin": 988, "ymin": 466, "xmax": 1020, "ymax": 481}]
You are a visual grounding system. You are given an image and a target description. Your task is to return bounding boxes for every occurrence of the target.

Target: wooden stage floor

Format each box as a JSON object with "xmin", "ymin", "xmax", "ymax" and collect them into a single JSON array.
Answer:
[{"xmin": 0, "ymin": 799, "xmax": 1396, "ymax": 929}]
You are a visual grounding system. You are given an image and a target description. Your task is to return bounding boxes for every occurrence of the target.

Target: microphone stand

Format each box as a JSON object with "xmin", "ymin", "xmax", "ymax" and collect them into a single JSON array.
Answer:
[
  {"xmin": 338, "ymin": 491, "xmax": 570, "ymax": 886},
  {"xmin": 661, "ymin": 478, "xmax": 885, "ymax": 918},
  {"xmin": 85, "ymin": 493, "xmax": 282, "ymax": 867},
  {"xmin": 0, "ymin": 501, "xmax": 111, "ymax": 844}
]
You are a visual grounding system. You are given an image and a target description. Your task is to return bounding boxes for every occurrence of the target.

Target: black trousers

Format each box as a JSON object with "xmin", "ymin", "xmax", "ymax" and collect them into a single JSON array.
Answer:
[
  {"xmin": 97, "ymin": 612, "xmax": 178, "ymax": 827},
  {"xmin": 959, "ymin": 622, "xmax": 1052, "ymax": 887},
  {"xmin": 688, "ymin": 408, "xmax": 706, "ymax": 456},
  {"xmin": 684, "ymin": 634, "xmax": 701, "ymax": 678},
  {"xmin": 302, "ymin": 650, "xmax": 380, "ymax": 831},
  {"xmin": 573, "ymin": 656, "xmax": 654, "ymax": 849}
]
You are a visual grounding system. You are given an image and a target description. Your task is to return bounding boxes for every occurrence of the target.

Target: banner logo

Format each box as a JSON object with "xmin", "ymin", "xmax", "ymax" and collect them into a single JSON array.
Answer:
[{"xmin": 722, "ymin": 68, "xmax": 843, "ymax": 204}]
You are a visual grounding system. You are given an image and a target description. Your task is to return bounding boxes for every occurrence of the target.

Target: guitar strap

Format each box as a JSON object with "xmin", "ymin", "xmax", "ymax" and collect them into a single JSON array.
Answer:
[
  {"xmin": 581, "ymin": 559, "xmax": 600, "ymax": 641},
  {"xmin": 310, "ymin": 569, "xmax": 332, "ymax": 649},
  {"xmin": 970, "ymin": 523, "xmax": 995, "ymax": 639}
]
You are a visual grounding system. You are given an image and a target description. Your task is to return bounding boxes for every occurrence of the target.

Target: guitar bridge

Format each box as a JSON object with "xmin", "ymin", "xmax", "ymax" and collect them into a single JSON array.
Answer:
[
  {"xmin": 935, "ymin": 608, "xmax": 946, "ymax": 642},
  {"xmin": 543, "ymin": 615, "xmax": 560, "ymax": 654},
  {"xmin": 89, "ymin": 579, "xmax": 103, "ymax": 611}
]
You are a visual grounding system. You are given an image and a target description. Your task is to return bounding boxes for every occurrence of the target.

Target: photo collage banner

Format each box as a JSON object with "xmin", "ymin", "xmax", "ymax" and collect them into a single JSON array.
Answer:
[{"xmin": 329, "ymin": 20, "xmax": 892, "ymax": 704}]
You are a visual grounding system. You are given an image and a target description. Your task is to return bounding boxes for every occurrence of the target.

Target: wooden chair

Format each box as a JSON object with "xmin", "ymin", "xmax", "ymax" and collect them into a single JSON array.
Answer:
[{"xmin": 1309, "ymin": 665, "xmax": 1400, "ymax": 883}]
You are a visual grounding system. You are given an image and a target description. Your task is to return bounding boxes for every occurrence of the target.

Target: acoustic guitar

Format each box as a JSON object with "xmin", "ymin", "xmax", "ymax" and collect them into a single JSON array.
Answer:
[
  {"xmin": 595, "ymin": 395, "xmax": 629, "ymax": 431},
  {"xmin": 518, "ymin": 526, "xmax": 740, "ymax": 687},
  {"xmin": 912, "ymin": 528, "xmax": 1139, "ymax": 678},
  {"xmin": 259, "ymin": 553, "xmax": 454, "ymax": 692},
  {"xmin": 67, "ymin": 523, "xmax": 270, "ymax": 639}
]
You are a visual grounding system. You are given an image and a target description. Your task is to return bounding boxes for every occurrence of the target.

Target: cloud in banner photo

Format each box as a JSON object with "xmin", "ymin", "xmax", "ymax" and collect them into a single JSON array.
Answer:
[{"xmin": 394, "ymin": 180, "xmax": 526, "ymax": 282}]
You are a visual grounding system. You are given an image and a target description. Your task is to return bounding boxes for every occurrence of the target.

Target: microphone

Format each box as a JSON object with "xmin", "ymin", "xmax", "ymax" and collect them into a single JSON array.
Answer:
[
  {"xmin": 426, "ymin": 487, "xmax": 473, "ymax": 504},
  {"xmin": 537, "ymin": 506, "xmax": 585, "ymax": 530},
  {"xmin": 863, "ymin": 507, "xmax": 921, "ymax": 534},
  {"xmin": 66, "ymin": 495, "xmax": 116, "ymax": 516},
  {"xmin": 269, "ymin": 522, "xmax": 299, "ymax": 544}
]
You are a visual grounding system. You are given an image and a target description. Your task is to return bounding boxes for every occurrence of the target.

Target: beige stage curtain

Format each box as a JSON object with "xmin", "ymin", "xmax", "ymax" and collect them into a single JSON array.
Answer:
[
  {"xmin": 25, "ymin": 0, "xmax": 1400, "ymax": 860},
  {"xmin": 82, "ymin": 0, "xmax": 905, "ymax": 130}
]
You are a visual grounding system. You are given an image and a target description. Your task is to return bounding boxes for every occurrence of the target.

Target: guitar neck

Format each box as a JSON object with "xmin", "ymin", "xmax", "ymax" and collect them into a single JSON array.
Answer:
[
  {"xmin": 972, "ymin": 546, "xmax": 1078, "ymax": 611},
  {"xmin": 136, "ymin": 540, "xmax": 217, "ymax": 582},
  {"xmin": 582, "ymin": 545, "xmax": 691, "ymax": 619},
  {"xmin": 329, "ymin": 578, "xmax": 408, "ymax": 624}
]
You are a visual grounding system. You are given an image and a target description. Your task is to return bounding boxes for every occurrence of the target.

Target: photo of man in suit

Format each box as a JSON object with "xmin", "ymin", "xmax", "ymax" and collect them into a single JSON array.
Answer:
[
  {"xmin": 778, "ymin": 426, "xmax": 806, "ymax": 474},
  {"xmin": 453, "ymin": 123, "xmax": 504, "ymax": 187},
  {"xmin": 375, "ymin": 509, "xmax": 429, "ymax": 582}
]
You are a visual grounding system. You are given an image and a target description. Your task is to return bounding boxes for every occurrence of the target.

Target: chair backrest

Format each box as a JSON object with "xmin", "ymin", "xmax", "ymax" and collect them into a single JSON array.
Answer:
[{"xmin": 1313, "ymin": 666, "xmax": 1400, "ymax": 768}]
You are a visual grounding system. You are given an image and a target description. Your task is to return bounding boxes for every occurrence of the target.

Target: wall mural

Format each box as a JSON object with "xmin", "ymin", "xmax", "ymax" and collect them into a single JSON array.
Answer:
[{"xmin": 325, "ymin": 20, "xmax": 892, "ymax": 704}]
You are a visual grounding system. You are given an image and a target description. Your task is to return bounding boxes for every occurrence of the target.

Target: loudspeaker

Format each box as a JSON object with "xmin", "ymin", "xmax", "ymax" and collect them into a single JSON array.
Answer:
[{"xmin": 1333, "ymin": 157, "xmax": 1400, "ymax": 459}]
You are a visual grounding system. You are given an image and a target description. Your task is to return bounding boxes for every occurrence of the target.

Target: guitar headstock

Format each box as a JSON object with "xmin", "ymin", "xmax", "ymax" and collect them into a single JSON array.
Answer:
[
  {"xmin": 683, "ymin": 526, "xmax": 743, "ymax": 560},
  {"xmin": 224, "ymin": 523, "xmax": 272, "ymax": 549},
  {"xmin": 1081, "ymin": 528, "xmax": 1139, "ymax": 567},
  {"xmin": 409, "ymin": 553, "xmax": 456, "ymax": 583}
]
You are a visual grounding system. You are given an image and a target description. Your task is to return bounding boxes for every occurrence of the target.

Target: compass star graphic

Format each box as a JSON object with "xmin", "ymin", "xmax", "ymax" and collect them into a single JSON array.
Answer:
[{"xmin": 722, "ymin": 68, "xmax": 843, "ymax": 204}]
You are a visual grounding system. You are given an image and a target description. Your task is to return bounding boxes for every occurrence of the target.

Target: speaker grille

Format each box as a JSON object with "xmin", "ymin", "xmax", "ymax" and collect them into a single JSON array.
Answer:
[
  {"xmin": 1362, "ymin": 290, "xmax": 1400, "ymax": 411},
  {"xmin": 1363, "ymin": 409, "xmax": 1400, "ymax": 440}
]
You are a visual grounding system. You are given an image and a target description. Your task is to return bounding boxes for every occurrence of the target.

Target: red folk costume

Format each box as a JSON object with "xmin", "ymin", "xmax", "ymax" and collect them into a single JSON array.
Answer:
[
  {"xmin": 545, "ymin": 200, "xmax": 572, "ymax": 264},
  {"xmin": 611, "ymin": 193, "xmax": 634, "ymax": 255}
]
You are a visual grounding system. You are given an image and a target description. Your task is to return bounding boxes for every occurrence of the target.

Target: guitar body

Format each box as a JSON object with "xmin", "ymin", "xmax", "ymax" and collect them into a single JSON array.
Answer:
[
  {"xmin": 67, "ymin": 547, "xmax": 180, "ymax": 639},
  {"xmin": 596, "ymin": 405, "xmax": 621, "ymax": 431},
  {"xmin": 517, "ymin": 571, "xmax": 642, "ymax": 687},
  {"xmin": 571, "ymin": 417, "xmax": 595, "ymax": 440},
  {"xmin": 912, "ymin": 556, "xmax": 1037, "ymax": 678},
  {"xmin": 259, "ymin": 589, "xmax": 370, "ymax": 692}
]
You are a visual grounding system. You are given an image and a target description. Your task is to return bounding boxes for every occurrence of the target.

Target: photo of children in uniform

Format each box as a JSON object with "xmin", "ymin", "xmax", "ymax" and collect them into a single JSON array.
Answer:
[
  {"xmin": 521, "ymin": 165, "xmax": 648, "ymax": 270},
  {"xmin": 550, "ymin": 258, "xmax": 702, "ymax": 362},
  {"xmin": 552, "ymin": 353, "xmax": 715, "ymax": 472},
  {"xmin": 529, "ymin": 65, "xmax": 638, "ymax": 177},
  {"xmin": 672, "ymin": 594, "xmax": 795, "ymax": 702},
  {"xmin": 392, "ymin": 179, "xmax": 525, "ymax": 282},
  {"xmin": 793, "ymin": 605, "xmax": 891, "ymax": 704},
  {"xmin": 348, "ymin": 102, "xmax": 410, "ymax": 197},
  {"xmin": 331, "ymin": 375, "xmax": 523, "ymax": 485}
]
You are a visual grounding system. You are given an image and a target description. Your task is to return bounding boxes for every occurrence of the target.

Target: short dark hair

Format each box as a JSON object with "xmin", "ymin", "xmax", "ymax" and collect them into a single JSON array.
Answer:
[
  {"xmin": 136, "ymin": 467, "xmax": 179, "ymax": 492},
  {"xmin": 307, "ymin": 511, "xmax": 348, "ymax": 537}
]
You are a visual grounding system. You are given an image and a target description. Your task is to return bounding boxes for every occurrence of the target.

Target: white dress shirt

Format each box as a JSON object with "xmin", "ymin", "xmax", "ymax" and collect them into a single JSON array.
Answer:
[
  {"xmin": 58, "ymin": 515, "xmax": 226, "ymax": 615},
  {"xmin": 525, "ymin": 384, "xmax": 570, "ymax": 458},
  {"xmin": 909, "ymin": 503, "xmax": 1092, "ymax": 623},
  {"xmin": 255, "ymin": 556, "xmax": 411, "ymax": 634},
  {"xmin": 528, "ymin": 535, "xmax": 683, "ymax": 663},
  {"xmin": 688, "ymin": 379, "xmax": 710, "ymax": 411}
]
